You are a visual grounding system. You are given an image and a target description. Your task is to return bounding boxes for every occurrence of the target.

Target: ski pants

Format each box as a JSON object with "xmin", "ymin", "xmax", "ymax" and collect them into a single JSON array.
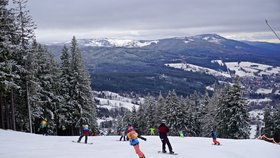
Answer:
[
  {"xmin": 213, "ymin": 138, "xmax": 220, "ymax": 145},
  {"xmin": 133, "ymin": 144, "xmax": 145, "ymax": 158},
  {"xmin": 78, "ymin": 134, "xmax": 88, "ymax": 143},
  {"xmin": 161, "ymin": 137, "xmax": 173, "ymax": 152},
  {"xmin": 120, "ymin": 135, "xmax": 126, "ymax": 141}
]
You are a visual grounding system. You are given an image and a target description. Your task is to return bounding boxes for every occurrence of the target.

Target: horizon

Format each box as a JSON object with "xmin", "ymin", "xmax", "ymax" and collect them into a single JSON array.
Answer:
[{"xmin": 26, "ymin": 0, "xmax": 280, "ymax": 43}]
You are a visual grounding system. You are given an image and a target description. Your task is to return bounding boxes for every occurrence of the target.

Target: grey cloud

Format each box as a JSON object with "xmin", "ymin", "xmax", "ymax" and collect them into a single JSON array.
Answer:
[{"xmin": 28, "ymin": 0, "xmax": 280, "ymax": 42}]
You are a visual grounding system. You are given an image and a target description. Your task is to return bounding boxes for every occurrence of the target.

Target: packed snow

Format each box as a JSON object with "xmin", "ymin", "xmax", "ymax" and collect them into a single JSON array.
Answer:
[{"xmin": 0, "ymin": 129, "xmax": 279, "ymax": 158}]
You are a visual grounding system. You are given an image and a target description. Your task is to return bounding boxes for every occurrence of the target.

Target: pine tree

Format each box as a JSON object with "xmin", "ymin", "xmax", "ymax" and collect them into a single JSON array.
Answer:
[
  {"xmin": 263, "ymin": 105, "xmax": 274, "ymax": 137},
  {"xmin": 69, "ymin": 36, "xmax": 97, "ymax": 134},
  {"xmin": 136, "ymin": 103, "xmax": 147, "ymax": 134},
  {"xmin": 215, "ymin": 78, "xmax": 250, "ymax": 139},
  {"xmin": 273, "ymin": 104, "xmax": 280, "ymax": 139},
  {"xmin": 144, "ymin": 95, "xmax": 156, "ymax": 134},
  {"xmin": 0, "ymin": 0, "xmax": 19, "ymax": 130},
  {"xmin": 12, "ymin": 0, "xmax": 36, "ymax": 132},
  {"xmin": 163, "ymin": 90, "xmax": 181, "ymax": 135},
  {"xmin": 201, "ymin": 88, "xmax": 220, "ymax": 137}
]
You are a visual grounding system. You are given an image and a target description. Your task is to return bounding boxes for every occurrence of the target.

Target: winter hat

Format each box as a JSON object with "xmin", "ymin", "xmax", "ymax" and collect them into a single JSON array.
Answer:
[{"xmin": 128, "ymin": 125, "xmax": 134, "ymax": 132}]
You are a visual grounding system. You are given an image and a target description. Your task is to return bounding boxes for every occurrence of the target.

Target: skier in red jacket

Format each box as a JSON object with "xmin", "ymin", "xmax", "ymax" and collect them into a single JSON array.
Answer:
[{"xmin": 158, "ymin": 122, "xmax": 174, "ymax": 154}]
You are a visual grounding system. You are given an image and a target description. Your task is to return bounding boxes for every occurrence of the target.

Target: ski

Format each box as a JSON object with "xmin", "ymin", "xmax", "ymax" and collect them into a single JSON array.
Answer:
[
  {"xmin": 72, "ymin": 140, "xmax": 93, "ymax": 145},
  {"xmin": 158, "ymin": 151, "xmax": 178, "ymax": 155}
]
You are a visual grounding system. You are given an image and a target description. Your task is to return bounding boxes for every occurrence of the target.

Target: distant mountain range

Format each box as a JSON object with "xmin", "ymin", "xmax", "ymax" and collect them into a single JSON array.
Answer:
[{"xmin": 46, "ymin": 34, "xmax": 280, "ymax": 97}]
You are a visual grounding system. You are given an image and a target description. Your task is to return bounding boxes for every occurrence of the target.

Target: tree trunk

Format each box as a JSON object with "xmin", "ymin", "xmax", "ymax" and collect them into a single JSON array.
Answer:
[
  {"xmin": 26, "ymin": 81, "xmax": 32, "ymax": 133},
  {"xmin": 0, "ymin": 91, "xmax": 4, "ymax": 128},
  {"xmin": 11, "ymin": 89, "xmax": 16, "ymax": 130},
  {"xmin": 5, "ymin": 96, "xmax": 9, "ymax": 129}
]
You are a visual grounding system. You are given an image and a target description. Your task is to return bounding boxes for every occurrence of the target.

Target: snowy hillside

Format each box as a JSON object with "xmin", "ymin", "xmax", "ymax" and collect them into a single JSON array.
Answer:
[
  {"xmin": 94, "ymin": 91, "xmax": 142, "ymax": 111},
  {"xmin": 167, "ymin": 60, "xmax": 280, "ymax": 79},
  {"xmin": 0, "ymin": 129, "xmax": 279, "ymax": 158}
]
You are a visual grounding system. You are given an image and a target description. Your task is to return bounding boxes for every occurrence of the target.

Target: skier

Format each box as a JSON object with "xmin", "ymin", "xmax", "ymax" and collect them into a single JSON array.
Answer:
[
  {"xmin": 119, "ymin": 128, "xmax": 126, "ymax": 141},
  {"xmin": 77, "ymin": 124, "xmax": 89, "ymax": 144},
  {"xmin": 179, "ymin": 131, "xmax": 184, "ymax": 137},
  {"xmin": 149, "ymin": 127, "xmax": 155, "ymax": 135},
  {"xmin": 40, "ymin": 118, "xmax": 48, "ymax": 135},
  {"xmin": 126, "ymin": 124, "xmax": 145, "ymax": 158},
  {"xmin": 211, "ymin": 130, "xmax": 220, "ymax": 145},
  {"xmin": 158, "ymin": 122, "xmax": 174, "ymax": 154}
]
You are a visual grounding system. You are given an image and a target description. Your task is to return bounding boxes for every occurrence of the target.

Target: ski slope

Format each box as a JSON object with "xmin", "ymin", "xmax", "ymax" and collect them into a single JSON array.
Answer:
[{"xmin": 0, "ymin": 129, "xmax": 279, "ymax": 158}]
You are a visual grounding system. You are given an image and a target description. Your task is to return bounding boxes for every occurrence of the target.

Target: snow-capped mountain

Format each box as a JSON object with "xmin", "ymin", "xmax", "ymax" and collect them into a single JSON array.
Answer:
[
  {"xmin": 46, "ymin": 33, "xmax": 280, "ymax": 98},
  {"xmin": 66, "ymin": 38, "xmax": 159, "ymax": 48}
]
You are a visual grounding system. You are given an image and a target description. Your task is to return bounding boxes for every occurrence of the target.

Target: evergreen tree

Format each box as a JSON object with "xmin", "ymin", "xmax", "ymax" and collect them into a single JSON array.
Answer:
[
  {"xmin": 273, "ymin": 104, "xmax": 280, "ymax": 139},
  {"xmin": 201, "ymin": 88, "xmax": 220, "ymax": 137},
  {"xmin": 215, "ymin": 78, "xmax": 250, "ymax": 139},
  {"xmin": 163, "ymin": 90, "xmax": 181, "ymax": 135},
  {"xmin": 155, "ymin": 92, "xmax": 165, "ymax": 126},
  {"xmin": 186, "ymin": 91, "xmax": 202, "ymax": 136},
  {"xmin": 12, "ymin": 0, "xmax": 36, "ymax": 132},
  {"xmin": 136, "ymin": 103, "xmax": 147, "ymax": 134},
  {"xmin": 263, "ymin": 105, "xmax": 274, "ymax": 137},
  {"xmin": 0, "ymin": 0, "xmax": 19, "ymax": 130},
  {"xmin": 144, "ymin": 95, "xmax": 156, "ymax": 134},
  {"xmin": 69, "ymin": 36, "xmax": 97, "ymax": 134}
]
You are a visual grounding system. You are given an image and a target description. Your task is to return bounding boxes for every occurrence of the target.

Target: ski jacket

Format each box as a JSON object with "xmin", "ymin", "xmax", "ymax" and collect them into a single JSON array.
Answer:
[
  {"xmin": 158, "ymin": 123, "xmax": 169, "ymax": 139},
  {"xmin": 40, "ymin": 120, "xmax": 47, "ymax": 128},
  {"xmin": 81, "ymin": 125, "xmax": 89, "ymax": 135},
  {"xmin": 127, "ymin": 130, "xmax": 139, "ymax": 146},
  {"xmin": 211, "ymin": 131, "xmax": 217, "ymax": 139}
]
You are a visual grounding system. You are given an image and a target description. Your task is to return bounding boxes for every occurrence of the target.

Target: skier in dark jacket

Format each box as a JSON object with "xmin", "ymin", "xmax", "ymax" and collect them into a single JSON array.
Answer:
[
  {"xmin": 211, "ymin": 130, "xmax": 220, "ymax": 145},
  {"xmin": 158, "ymin": 123, "xmax": 174, "ymax": 154}
]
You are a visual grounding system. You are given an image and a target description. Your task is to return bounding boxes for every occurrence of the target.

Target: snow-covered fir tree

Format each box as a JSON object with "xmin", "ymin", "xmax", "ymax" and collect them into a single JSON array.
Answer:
[
  {"xmin": 215, "ymin": 77, "xmax": 250, "ymax": 139},
  {"xmin": 136, "ymin": 103, "xmax": 147, "ymax": 134},
  {"xmin": 68, "ymin": 36, "xmax": 97, "ymax": 133},
  {"xmin": 201, "ymin": 87, "xmax": 220, "ymax": 137},
  {"xmin": 0, "ymin": 0, "xmax": 19, "ymax": 130},
  {"xmin": 273, "ymin": 104, "xmax": 280, "ymax": 139},
  {"xmin": 163, "ymin": 90, "xmax": 182, "ymax": 135},
  {"xmin": 186, "ymin": 91, "xmax": 202, "ymax": 136},
  {"xmin": 263, "ymin": 105, "xmax": 274, "ymax": 137},
  {"xmin": 144, "ymin": 95, "xmax": 157, "ymax": 134}
]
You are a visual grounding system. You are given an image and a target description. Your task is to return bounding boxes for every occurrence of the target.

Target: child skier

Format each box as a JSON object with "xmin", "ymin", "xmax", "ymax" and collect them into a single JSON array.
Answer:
[
  {"xmin": 126, "ymin": 124, "xmax": 145, "ymax": 158},
  {"xmin": 119, "ymin": 128, "xmax": 126, "ymax": 141},
  {"xmin": 77, "ymin": 124, "xmax": 89, "ymax": 144},
  {"xmin": 211, "ymin": 130, "xmax": 220, "ymax": 145}
]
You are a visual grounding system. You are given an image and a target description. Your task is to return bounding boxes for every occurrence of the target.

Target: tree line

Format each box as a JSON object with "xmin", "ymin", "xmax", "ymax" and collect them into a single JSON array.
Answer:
[
  {"xmin": 116, "ymin": 78, "xmax": 280, "ymax": 139},
  {"xmin": 0, "ymin": 0, "xmax": 97, "ymax": 135}
]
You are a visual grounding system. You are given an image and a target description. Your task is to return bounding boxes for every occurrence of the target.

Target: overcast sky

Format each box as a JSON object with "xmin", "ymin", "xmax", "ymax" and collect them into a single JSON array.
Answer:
[{"xmin": 27, "ymin": 0, "xmax": 280, "ymax": 43}]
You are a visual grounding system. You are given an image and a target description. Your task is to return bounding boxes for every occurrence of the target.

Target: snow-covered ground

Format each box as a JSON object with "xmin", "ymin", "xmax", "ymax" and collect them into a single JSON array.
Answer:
[
  {"xmin": 0, "ymin": 129, "xmax": 279, "ymax": 158},
  {"xmin": 167, "ymin": 61, "xmax": 280, "ymax": 79},
  {"xmin": 165, "ymin": 63, "xmax": 231, "ymax": 78}
]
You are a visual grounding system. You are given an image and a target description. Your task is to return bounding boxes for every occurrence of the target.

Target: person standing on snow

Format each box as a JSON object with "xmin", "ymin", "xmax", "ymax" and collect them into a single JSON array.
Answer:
[
  {"xmin": 149, "ymin": 127, "xmax": 155, "ymax": 135},
  {"xmin": 126, "ymin": 124, "xmax": 145, "ymax": 158},
  {"xmin": 77, "ymin": 124, "xmax": 89, "ymax": 144},
  {"xmin": 211, "ymin": 129, "xmax": 221, "ymax": 145},
  {"xmin": 119, "ymin": 128, "xmax": 126, "ymax": 141},
  {"xmin": 158, "ymin": 122, "xmax": 174, "ymax": 154},
  {"xmin": 40, "ymin": 118, "xmax": 48, "ymax": 135}
]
